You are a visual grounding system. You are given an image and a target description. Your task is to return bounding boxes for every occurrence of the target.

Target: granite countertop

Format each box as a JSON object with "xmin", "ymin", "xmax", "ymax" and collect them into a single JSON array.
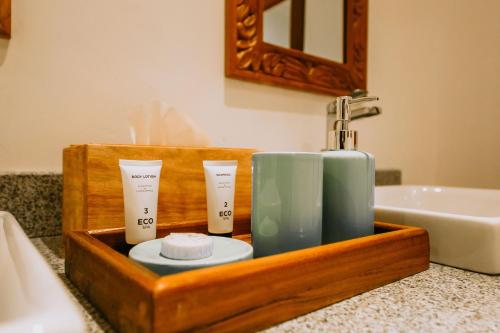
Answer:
[{"xmin": 32, "ymin": 236, "xmax": 500, "ymax": 333}]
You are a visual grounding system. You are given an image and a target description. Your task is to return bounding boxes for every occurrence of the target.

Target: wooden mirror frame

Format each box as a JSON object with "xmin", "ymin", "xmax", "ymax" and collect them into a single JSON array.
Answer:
[
  {"xmin": 0, "ymin": 0, "xmax": 11, "ymax": 39},
  {"xmin": 225, "ymin": 0, "xmax": 368, "ymax": 96}
]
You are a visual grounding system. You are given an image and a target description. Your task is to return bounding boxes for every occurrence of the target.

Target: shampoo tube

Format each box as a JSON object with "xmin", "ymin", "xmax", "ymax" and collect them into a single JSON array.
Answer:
[
  {"xmin": 119, "ymin": 160, "xmax": 162, "ymax": 244},
  {"xmin": 203, "ymin": 160, "xmax": 237, "ymax": 236}
]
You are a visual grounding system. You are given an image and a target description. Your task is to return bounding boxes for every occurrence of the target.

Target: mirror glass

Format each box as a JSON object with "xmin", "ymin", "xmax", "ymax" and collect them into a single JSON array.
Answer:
[{"xmin": 263, "ymin": 0, "xmax": 344, "ymax": 63}]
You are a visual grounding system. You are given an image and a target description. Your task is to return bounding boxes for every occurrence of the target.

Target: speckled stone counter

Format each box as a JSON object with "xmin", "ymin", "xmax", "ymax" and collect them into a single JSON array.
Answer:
[
  {"xmin": 32, "ymin": 236, "xmax": 500, "ymax": 333},
  {"xmin": 0, "ymin": 174, "xmax": 62, "ymax": 237}
]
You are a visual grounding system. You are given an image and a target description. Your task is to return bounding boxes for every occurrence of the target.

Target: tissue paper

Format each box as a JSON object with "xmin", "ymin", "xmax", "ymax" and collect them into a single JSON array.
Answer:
[{"xmin": 129, "ymin": 101, "xmax": 211, "ymax": 146}]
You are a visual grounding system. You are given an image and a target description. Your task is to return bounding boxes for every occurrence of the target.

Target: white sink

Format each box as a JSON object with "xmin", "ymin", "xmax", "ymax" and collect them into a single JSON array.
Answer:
[
  {"xmin": 0, "ymin": 212, "xmax": 86, "ymax": 333},
  {"xmin": 375, "ymin": 186, "xmax": 500, "ymax": 274}
]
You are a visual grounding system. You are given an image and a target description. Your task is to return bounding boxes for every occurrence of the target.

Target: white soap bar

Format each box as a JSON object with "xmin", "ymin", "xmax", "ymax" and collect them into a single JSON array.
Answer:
[{"xmin": 161, "ymin": 233, "xmax": 214, "ymax": 260}]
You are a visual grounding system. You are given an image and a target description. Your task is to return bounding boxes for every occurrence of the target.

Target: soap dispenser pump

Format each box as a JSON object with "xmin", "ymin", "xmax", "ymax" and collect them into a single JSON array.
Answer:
[{"xmin": 322, "ymin": 95, "xmax": 378, "ymax": 244}]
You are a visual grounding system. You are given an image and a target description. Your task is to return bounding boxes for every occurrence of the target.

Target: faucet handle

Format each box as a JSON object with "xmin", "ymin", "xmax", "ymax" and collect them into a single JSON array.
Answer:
[
  {"xmin": 327, "ymin": 95, "xmax": 379, "ymax": 115},
  {"xmin": 349, "ymin": 96, "xmax": 379, "ymax": 104}
]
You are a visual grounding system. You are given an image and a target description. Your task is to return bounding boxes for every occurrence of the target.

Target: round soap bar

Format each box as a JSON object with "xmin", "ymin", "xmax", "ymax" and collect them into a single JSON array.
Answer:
[{"xmin": 161, "ymin": 233, "xmax": 214, "ymax": 260}]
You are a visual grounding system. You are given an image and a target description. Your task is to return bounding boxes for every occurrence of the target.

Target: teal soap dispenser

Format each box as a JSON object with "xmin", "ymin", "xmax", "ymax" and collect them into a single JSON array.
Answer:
[{"xmin": 322, "ymin": 95, "xmax": 378, "ymax": 244}]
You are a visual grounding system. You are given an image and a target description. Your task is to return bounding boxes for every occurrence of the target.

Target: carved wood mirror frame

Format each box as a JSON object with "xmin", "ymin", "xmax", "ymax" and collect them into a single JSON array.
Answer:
[
  {"xmin": 0, "ymin": 0, "xmax": 11, "ymax": 38},
  {"xmin": 225, "ymin": 0, "xmax": 367, "ymax": 96}
]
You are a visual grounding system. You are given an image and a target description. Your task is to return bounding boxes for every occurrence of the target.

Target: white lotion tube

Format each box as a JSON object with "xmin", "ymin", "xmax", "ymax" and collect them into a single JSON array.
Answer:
[
  {"xmin": 203, "ymin": 160, "xmax": 238, "ymax": 236},
  {"xmin": 119, "ymin": 160, "xmax": 162, "ymax": 244}
]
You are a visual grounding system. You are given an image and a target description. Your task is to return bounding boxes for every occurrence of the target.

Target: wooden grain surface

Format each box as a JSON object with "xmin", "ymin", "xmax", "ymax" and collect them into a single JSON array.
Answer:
[
  {"xmin": 66, "ymin": 231, "xmax": 157, "ymax": 332},
  {"xmin": 0, "ymin": 0, "xmax": 10, "ymax": 38},
  {"xmin": 225, "ymin": 0, "xmax": 368, "ymax": 96},
  {"xmin": 63, "ymin": 144, "xmax": 256, "ymax": 234},
  {"xmin": 63, "ymin": 145, "xmax": 87, "ymax": 235},
  {"xmin": 153, "ymin": 222, "xmax": 428, "ymax": 332},
  {"xmin": 66, "ymin": 222, "xmax": 429, "ymax": 333}
]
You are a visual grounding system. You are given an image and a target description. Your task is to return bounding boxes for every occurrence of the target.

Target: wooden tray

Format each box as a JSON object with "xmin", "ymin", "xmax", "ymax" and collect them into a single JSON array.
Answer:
[{"xmin": 63, "ymin": 144, "xmax": 429, "ymax": 333}]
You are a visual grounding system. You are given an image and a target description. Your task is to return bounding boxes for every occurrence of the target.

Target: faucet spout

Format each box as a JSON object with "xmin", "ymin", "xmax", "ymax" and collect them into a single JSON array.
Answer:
[{"xmin": 350, "ymin": 105, "xmax": 382, "ymax": 120}]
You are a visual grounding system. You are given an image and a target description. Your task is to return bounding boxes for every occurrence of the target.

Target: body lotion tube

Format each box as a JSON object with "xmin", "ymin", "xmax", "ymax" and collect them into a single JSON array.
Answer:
[
  {"xmin": 119, "ymin": 160, "xmax": 162, "ymax": 244},
  {"xmin": 203, "ymin": 160, "xmax": 238, "ymax": 236}
]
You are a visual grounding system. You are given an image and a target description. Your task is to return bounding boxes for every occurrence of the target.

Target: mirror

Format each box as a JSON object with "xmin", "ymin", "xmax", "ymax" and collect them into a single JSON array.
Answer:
[
  {"xmin": 225, "ymin": 0, "xmax": 367, "ymax": 96},
  {"xmin": 264, "ymin": 0, "xmax": 344, "ymax": 63},
  {"xmin": 0, "ymin": 0, "xmax": 10, "ymax": 39}
]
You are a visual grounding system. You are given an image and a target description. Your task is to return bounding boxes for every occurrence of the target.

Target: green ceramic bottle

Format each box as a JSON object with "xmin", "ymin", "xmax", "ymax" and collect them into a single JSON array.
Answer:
[{"xmin": 322, "ymin": 96, "xmax": 377, "ymax": 243}]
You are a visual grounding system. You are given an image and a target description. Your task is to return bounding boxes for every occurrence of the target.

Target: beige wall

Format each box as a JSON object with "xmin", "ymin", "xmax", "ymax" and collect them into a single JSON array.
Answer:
[
  {"xmin": 432, "ymin": 1, "xmax": 500, "ymax": 189},
  {"xmin": 360, "ymin": 0, "xmax": 500, "ymax": 188},
  {"xmin": 0, "ymin": 0, "xmax": 499, "ymax": 188}
]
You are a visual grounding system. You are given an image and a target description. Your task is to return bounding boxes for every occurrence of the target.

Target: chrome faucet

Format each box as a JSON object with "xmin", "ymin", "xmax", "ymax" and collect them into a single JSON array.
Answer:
[
  {"xmin": 327, "ymin": 89, "xmax": 382, "ymax": 120},
  {"xmin": 326, "ymin": 90, "xmax": 381, "ymax": 148}
]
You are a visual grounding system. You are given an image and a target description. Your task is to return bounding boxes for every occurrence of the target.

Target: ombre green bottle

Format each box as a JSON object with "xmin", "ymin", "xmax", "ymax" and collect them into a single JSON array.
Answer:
[{"xmin": 322, "ymin": 96, "xmax": 378, "ymax": 244}]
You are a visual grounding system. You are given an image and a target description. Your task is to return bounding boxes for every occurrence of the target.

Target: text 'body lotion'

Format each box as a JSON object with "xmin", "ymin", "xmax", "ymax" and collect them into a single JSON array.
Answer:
[{"xmin": 119, "ymin": 160, "xmax": 162, "ymax": 244}]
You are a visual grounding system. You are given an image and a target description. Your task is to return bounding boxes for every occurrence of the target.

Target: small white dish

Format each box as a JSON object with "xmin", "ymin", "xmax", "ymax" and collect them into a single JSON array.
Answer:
[{"xmin": 129, "ymin": 236, "xmax": 253, "ymax": 275}]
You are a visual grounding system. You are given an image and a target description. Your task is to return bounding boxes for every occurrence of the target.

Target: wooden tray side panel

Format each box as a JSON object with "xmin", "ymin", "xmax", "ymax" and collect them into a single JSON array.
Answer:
[
  {"xmin": 63, "ymin": 146, "xmax": 88, "ymax": 234},
  {"xmin": 153, "ymin": 227, "xmax": 430, "ymax": 332},
  {"xmin": 63, "ymin": 144, "xmax": 256, "ymax": 232},
  {"xmin": 65, "ymin": 232, "xmax": 158, "ymax": 333}
]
